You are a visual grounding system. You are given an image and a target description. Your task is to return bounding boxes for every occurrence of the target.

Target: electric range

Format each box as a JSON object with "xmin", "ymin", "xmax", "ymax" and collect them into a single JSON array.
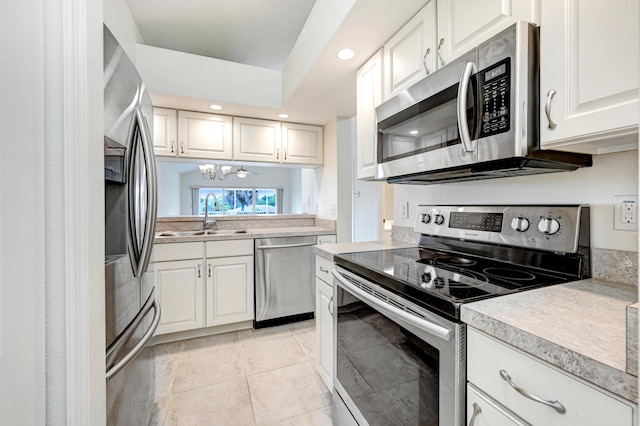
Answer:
[{"xmin": 331, "ymin": 205, "xmax": 590, "ymax": 426}]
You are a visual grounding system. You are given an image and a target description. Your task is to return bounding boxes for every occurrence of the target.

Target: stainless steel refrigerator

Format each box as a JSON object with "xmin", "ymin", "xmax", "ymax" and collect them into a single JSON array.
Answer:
[{"xmin": 104, "ymin": 25, "xmax": 161, "ymax": 425}]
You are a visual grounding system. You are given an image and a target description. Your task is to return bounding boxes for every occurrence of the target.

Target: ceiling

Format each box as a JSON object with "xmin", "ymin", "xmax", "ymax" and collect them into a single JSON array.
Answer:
[
  {"xmin": 125, "ymin": 0, "xmax": 428, "ymax": 125},
  {"xmin": 126, "ymin": 0, "xmax": 317, "ymax": 71}
]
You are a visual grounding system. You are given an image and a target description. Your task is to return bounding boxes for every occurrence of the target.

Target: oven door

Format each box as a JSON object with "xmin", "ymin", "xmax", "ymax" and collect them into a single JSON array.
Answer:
[
  {"xmin": 332, "ymin": 267, "xmax": 465, "ymax": 426},
  {"xmin": 375, "ymin": 48, "xmax": 479, "ymax": 180}
]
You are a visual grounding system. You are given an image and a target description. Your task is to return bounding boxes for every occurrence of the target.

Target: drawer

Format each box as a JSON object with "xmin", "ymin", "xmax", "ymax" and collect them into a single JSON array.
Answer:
[
  {"xmin": 467, "ymin": 328, "xmax": 634, "ymax": 426},
  {"xmin": 316, "ymin": 234, "xmax": 336, "ymax": 245},
  {"xmin": 467, "ymin": 383, "xmax": 527, "ymax": 426},
  {"xmin": 206, "ymin": 239, "xmax": 253, "ymax": 258},
  {"xmin": 152, "ymin": 242, "xmax": 203, "ymax": 262},
  {"xmin": 315, "ymin": 255, "xmax": 333, "ymax": 284}
]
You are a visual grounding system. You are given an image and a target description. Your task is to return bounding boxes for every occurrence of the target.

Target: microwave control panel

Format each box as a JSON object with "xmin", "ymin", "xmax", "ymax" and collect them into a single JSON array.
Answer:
[{"xmin": 478, "ymin": 58, "xmax": 510, "ymax": 138}]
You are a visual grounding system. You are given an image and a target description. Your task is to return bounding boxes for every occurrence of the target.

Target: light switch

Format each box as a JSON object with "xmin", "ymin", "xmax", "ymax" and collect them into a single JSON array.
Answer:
[
  {"xmin": 614, "ymin": 195, "xmax": 638, "ymax": 231},
  {"xmin": 400, "ymin": 201, "xmax": 409, "ymax": 219}
]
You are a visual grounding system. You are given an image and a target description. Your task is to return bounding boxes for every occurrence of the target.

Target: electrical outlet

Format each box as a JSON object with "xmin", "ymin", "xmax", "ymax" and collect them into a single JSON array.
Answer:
[
  {"xmin": 330, "ymin": 204, "xmax": 337, "ymax": 216},
  {"xmin": 400, "ymin": 201, "xmax": 409, "ymax": 219},
  {"xmin": 614, "ymin": 195, "xmax": 638, "ymax": 231}
]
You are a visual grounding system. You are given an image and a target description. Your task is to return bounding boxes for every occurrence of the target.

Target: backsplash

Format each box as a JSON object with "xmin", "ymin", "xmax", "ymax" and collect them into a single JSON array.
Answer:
[
  {"xmin": 156, "ymin": 215, "xmax": 335, "ymax": 233},
  {"xmin": 392, "ymin": 225, "xmax": 638, "ymax": 287}
]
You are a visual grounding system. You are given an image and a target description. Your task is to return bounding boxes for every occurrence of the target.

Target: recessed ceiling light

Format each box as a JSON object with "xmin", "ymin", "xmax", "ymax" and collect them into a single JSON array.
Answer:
[
  {"xmin": 337, "ymin": 48, "xmax": 355, "ymax": 60},
  {"xmin": 278, "ymin": 113, "xmax": 290, "ymax": 119},
  {"xmin": 209, "ymin": 104, "xmax": 223, "ymax": 110},
  {"xmin": 409, "ymin": 130, "xmax": 419, "ymax": 135}
]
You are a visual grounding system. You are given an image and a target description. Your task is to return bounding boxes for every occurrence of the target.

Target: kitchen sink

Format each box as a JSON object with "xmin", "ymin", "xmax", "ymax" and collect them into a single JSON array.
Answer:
[{"xmin": 156, "ymin": 229, "xmax": 248, "ymax": 237}]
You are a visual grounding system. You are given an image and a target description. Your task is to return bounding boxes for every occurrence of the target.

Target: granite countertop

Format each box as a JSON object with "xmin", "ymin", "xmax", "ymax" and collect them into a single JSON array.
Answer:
[
  {"xmin": 312, "ymin": 240, "xmax": 416, "ymax": 260},
  {"xmin": 154, "ymin": 226, "xmax": 335, "ymax": 244},
  {"xmin": 461, "ymin": 279, "xmax": 638, "ymax": 403}
]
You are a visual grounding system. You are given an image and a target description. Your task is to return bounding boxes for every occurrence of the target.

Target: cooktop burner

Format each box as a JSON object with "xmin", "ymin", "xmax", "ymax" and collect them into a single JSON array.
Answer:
[{"xmin": 334, "ymin": 246, "xmax": 577, "ymax": 320}]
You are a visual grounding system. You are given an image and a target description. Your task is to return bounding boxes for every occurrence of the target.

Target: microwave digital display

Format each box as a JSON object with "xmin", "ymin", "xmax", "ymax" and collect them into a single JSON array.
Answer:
[{"xmin": 479, "ymin": 58, "xmax": 511, "ymax": 138}]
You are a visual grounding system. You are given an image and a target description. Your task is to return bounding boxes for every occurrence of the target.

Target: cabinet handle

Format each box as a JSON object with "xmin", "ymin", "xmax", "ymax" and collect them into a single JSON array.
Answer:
[
  {"xmin": 170, "ymin": 142, "xmax": 175, "ymax": 153},
  {"xmin": 208, "ymin": 263, "xmax": 211, "ymax": 278},
  {"xmin": 437, "ymin": 38, "xmax": 446, "ymax": 66},
  {"xmin": 423, "ymin": 48, "xmax": 431, "ymax": 75},
  {"xmin": 276, "ymin": 148, "xmax": 280, "ymax": 160},
  {"xmin": 328, "ymin": 296, "xmax": 334, "ymax": 316},
  {"xmin": 180, "ymin": 142, "xmax": 185, "ymax": 154},
  {"xmin": 499, "ymin": 369, "xmax": 566, "ymax": 414},
  {"xmin": 545, "ymin": 89, "xmax": 558, "ymax": 130},
  {"xmin": 197, "ymin": 264, "xmax": 201, "ymax": 278},
  {"xmin": 468, "ymin": 403, "xmax": 481, "ymax": 426},
  {"xmin": 319, "ymin": 266, "xmax": 329, "ymax": 273},
  {"xmin": 283, "ymin": 149, "xmax": 287, "ymax": 160}
]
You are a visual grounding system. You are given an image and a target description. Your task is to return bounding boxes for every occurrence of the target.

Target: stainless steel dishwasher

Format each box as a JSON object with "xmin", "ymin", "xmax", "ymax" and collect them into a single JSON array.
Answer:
[{"xmin": 254, "ymin": 236, "xmax": 317, "ymax": 328}]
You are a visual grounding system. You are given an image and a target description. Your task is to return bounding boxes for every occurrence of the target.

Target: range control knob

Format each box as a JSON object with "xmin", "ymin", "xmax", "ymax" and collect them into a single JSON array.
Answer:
[
  {"xmin": 537, "ymin": 217, "xmax": 561, "ymax": 235},
  {"xmin": 420, "ymin": 213, "xmax": 432, "ymax": 224},
  {"xmin": 434, "ymin": 214, "xmax": 445, "ymax": 225},
  {"xmin": 510, "ymin": 217, "xmax": 530, "ymax": 232}
]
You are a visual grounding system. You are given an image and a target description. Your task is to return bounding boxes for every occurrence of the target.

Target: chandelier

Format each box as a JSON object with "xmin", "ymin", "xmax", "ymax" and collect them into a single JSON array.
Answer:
[{"xmin": 199, "ymin": 164, "xmax": 249, "ymax": 180}]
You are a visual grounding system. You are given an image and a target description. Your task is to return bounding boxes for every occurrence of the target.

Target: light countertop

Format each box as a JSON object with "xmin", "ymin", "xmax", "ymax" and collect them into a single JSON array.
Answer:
[
  {"xmin": 154, "ymin": 226, "xmax": 335, "ymax": 244},
  {"xmin": 312, "ymin": 240, "xmax": 415, "ymax": 260},
  {"xmin": 462, "ymin": 279, "xmax": 638, "ymax": 403}
]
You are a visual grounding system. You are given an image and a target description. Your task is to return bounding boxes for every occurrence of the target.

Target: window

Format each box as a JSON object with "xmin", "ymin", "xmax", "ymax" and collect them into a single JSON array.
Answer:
[{"xmin": 192, "ymin": 187, "xmax": 282, "ymax": 216}]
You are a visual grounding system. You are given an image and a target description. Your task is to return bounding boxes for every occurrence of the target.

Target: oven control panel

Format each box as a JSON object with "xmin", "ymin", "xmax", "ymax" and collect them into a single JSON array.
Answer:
[{"xmin": 414, "ymin": 205, "xmax": 589, "ymax": 253}]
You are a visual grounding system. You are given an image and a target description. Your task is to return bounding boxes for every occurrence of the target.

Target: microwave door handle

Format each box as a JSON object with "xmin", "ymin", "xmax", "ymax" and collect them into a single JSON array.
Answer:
[{"xmin": 457, "ymin": 62, "xmax": 476, "ymax": 153}]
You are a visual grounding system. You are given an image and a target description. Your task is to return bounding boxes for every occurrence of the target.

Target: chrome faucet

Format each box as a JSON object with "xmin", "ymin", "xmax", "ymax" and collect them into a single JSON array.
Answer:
[{"xmin": 204, "ymin": 193, "xmax": 219, "ymax": 230}]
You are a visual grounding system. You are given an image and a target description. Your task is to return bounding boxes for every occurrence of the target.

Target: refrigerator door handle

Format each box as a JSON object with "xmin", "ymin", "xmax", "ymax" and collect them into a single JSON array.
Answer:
[
  {"xmin": 106, "ymin": 289, "xmax": 161, "ymax": 382},
  {"xmin": 136, "ymin": 110, "xmax": 158, "ymax": 277},
  {"xmin": 127, "ymin": 109, "xmax": 158, "ymax": 277}
]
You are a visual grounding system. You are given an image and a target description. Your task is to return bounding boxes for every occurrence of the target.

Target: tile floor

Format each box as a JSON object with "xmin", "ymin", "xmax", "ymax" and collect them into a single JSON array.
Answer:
[{"xmin": 150, "ymin": 320, "xmax": 333, "ymax": 425}]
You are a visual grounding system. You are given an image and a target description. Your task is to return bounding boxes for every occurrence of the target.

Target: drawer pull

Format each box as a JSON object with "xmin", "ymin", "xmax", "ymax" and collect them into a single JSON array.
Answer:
[
  {"xmin": 499, "ymin": 369, "xmax": 566, "ymax": 414},
  {"xmin": 468, "ymin": 403, "xmax": 481, "ymax": 426},
  {"xmin": 319, "ymin": 266, "xmax": 329, "ymax": 273}
]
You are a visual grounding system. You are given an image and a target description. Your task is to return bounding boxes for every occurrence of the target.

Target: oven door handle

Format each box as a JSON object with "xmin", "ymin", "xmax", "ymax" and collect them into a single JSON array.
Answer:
[{"xmin": 332, "ymin": 268, "xmax": 452, "ymax": 342}]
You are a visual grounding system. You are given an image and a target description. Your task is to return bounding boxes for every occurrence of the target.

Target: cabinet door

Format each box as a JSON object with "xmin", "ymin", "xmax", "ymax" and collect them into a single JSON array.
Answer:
[
  {"xmin": 281, "ymin": 123, "xmax": 323, "ymax": 165},
  {"xmin": 539, "ymin": 0, "xmax": 639, "ymax": 154},
  {"xmin": 383, "ymin": 1, "xmax": 436, "ymax": 99},
  {"xmin": 233, "ymin": 117, "xmax": 281, "ymax": 163},
  {"xmin": 154, "ymin": 259, "xmax": 204, "ymax": 335},
  {"xmin": 177, "ymin": 110, "xmax": 233, "ymax": 160},
  {"xmin": 356, "ymin": 49, "xmax": 383, "ymax": 180},
  {"xmin": 153, "ymin": 107, "xmax": 178, "ymax": 157},
  {"xmin": 436, "ymin": 0, "xmax": 538, "ymax": 66},
  {"xmin": 315, "ymin": 277, "xmax": 334, "ymax": 389},
  {"xmin": 205, "ymin": 255, "xmax": 254, "ymax": 327}
]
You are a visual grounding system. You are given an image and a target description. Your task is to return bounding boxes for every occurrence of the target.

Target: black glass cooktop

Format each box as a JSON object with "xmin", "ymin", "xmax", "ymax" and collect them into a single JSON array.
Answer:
[{"xmin": 334, "ymin": 246, "xmax": 574, "ymax": 320}]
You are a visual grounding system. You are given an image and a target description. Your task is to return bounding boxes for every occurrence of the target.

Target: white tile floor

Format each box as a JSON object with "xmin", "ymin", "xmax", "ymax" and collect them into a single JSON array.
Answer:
[{"xmin": 150, "ymin": 320, "xmax": 333, "ymax": 425}]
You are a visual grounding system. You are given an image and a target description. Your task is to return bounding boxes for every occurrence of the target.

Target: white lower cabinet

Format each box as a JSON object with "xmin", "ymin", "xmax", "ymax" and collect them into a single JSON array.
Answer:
[
  {"xmin": 154, "ymin": 259, "xmax": 204, "ymax": 335},
  {"xmin": 205, "ymin": 253, "xmax": 254, "ymax": 327},
  {"xmin": 467, "ymin": 327, "xmax": 635, "ymax": 426},
  {"xmin": 152, "ymin": 240, "xmax": 254, "ymax": 336},
  {"xmin": 315, "ymin": 255, "xmax": 334, "ymax": 389}
]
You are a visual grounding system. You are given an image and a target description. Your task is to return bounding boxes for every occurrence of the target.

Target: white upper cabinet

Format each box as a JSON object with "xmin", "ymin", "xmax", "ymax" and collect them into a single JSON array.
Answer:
[
  {"xmin": 539, "ymin": 0, "xmax": 639, "ymax": 154},
  {"xmin": 233, "ymin": 117, "xmax": 282, "ymax": 163},
  {"xmin": 153, "ymin": 107, "xmax": 178, "ymax": 157},
  {"xmin": 153, "ymin": 108, "xmax": 233, "ymax": 160},
  {"xmin": 436, "ymin": 0, "xmax": 539, "ymax": 66},
  {"xmin": 234, "ymin": 117, "xmax": 324, "ymax": 165},
  {"xmin": 356, "ymin": 49, "xmax": 383, "ymax": 180},
  {"xmin": 282, "ymin": 122, "xmax": 323, "ymax": 165},
  {"xmin": 382, "ymin": 0, "xmax": 538, "ymax": 101},
  {"xmin": 177, "ymin": 110, "xmax": 233, "ymax": 160},
  {"xmin": 383, "ymin": 1, "xmax": 436, "ymax": 100}
]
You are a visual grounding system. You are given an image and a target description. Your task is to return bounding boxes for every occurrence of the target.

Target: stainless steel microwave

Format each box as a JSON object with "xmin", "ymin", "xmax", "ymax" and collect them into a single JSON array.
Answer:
[{"xmin": 375, "ymin": 21, "xmax": 591, "ymax": 184}]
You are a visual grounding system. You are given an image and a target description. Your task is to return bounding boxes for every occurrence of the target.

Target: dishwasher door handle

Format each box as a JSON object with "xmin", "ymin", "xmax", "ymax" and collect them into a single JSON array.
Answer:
[{"xmin": 256, "ymin": 242, "xmax": 316, "ymax": 250}]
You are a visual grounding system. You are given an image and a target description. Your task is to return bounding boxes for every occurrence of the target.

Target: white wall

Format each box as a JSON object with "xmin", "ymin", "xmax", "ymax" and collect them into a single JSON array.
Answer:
[
  {"xmin": 393, "ymin": 150, "xmax": 639, "ymax": 252},
  {"xmin": 316, "ymin": 118, "xmax": 338, "ymax": 220},
  {"xmin": 104, "ymin": 0, "xmax": 143, "ymax": 62}
]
